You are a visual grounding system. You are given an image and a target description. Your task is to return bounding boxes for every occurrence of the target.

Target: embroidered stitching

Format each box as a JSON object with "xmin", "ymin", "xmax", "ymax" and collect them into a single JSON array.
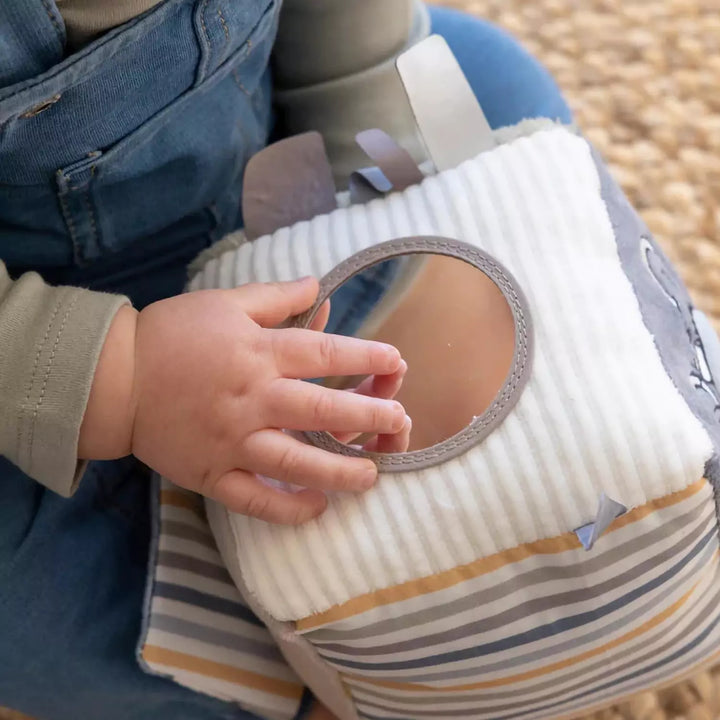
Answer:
[
  {"xmin": 18, "ymin": 297, "xmax": 63, "ymax": 463},
  {"xmin": 217, "ymin": 8, "xmax": 230, "ymax": 42},
  {"xmin": 27, "ymin": 293, "xmax": 80, "ymax": 474}
]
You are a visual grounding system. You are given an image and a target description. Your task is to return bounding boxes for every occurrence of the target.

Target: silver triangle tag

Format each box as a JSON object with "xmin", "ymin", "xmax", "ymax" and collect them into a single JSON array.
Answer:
[
  {"xmin": 396, "ymin": 34, "xmax": 495, "ymax": 172},
  {"xmin": 574, "ymin": 493, "xmax": 628, "ymax": 551}
]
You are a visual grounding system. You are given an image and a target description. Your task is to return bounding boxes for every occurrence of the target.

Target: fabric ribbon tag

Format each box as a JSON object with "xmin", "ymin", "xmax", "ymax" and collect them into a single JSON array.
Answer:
[
  {"xmin": 396, "ymin": 34, "xmax": 495, "ymax": 171},
  {"xmin": 574, "ymin": 493, "xmax": 628, "ymax": 551},
  {"xmin": 242, "ymin": 131, "xmax": 337, "ymax": 240}
]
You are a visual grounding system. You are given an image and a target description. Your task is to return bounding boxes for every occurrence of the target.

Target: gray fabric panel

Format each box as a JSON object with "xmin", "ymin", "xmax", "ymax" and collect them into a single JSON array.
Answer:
[
  {"xmin": 307, "ymin": 493, "xmax": 709, "ymax": 643},
  {"xmin": 592, "ymin": 150, "xmax": 720, "ymax": 518},
  {"xmin": 150, "ymin": 612, "xmax": 286, "ymax": 661}
]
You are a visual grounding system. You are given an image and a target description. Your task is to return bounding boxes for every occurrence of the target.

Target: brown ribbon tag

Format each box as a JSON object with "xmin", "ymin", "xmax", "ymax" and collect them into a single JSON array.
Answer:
[{"xmin": 242, "ymin": 131, "xmax": 337, "ymax": 240}]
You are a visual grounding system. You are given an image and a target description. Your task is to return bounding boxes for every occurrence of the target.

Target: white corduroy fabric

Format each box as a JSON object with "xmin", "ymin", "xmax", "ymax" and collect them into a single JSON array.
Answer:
[{"xmin": 192, "ymin": 126, "xmax": 713, "ymax": 621}]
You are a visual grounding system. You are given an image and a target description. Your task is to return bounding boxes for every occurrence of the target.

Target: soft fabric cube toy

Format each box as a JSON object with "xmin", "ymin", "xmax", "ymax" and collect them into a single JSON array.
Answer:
[{"xmin": 139, "ymin": 36, "xmax": 720, "ymax": 720}]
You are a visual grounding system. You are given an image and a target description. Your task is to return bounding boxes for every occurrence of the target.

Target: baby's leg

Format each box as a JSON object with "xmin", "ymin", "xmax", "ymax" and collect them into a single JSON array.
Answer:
[{"xmin": 0, "ymin": 458, "xmax": 259, "ymax": 720}]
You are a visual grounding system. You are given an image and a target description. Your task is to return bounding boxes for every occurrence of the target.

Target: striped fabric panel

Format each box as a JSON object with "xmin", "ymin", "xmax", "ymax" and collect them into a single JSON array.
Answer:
[
  {"xmin": 140, "ymin": 477, "xmax": 304, "ymax": 720},
  {"xmin": 295, "ymin": 480, "xmax": 720, "ymax": 719}
]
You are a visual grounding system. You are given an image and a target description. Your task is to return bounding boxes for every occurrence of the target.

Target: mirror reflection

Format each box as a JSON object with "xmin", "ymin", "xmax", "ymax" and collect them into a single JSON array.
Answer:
[{"xmin": 321, "ymin": 253, "xmax": 516, "ymax": 452}]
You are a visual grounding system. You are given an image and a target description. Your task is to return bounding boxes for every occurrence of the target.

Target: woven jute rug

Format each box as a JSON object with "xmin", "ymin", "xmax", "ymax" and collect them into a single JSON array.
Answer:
[{"xmin": 2, "ymin": 1, "xmax": 719, "ymax": 719}]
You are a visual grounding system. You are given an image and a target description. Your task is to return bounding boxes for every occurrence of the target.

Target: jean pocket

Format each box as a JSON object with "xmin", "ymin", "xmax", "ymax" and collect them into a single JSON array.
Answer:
[{"xmin": 52, "ymin": 0, "xmax": 277, "ymax": 264}]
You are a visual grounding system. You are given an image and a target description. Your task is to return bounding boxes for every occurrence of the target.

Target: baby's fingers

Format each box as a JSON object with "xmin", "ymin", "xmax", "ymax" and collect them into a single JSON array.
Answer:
[
  {"xmin": 235, "ymin": 277, "xmax": 319, "ymax": 328},
  {"xmin": 266, "ymin": 378, "xmax": 406, "ymax": 434},
  {"xmin": 271, "ymin": 328, "xmax": 402, "ymax": 378},
  {"xmin": 211, "ymin": 468, "xmax": 327, "ymax": 525},
  {"xmin": 333, "ymin": 361, "xmax": 408, "ymax": 445},
  {"xmin": 243, "ymin": 429, "xmax": 378, "ymax": 492},
  {"xmin": 363, "ymin": 415, "xmax": 412, "ymax": 454}
]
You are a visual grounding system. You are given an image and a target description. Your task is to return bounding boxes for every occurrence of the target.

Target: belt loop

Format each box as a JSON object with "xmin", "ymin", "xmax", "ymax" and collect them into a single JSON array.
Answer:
[{"xmin": 0, "ymin": 1, "xmax": 66, "ymax": 87}]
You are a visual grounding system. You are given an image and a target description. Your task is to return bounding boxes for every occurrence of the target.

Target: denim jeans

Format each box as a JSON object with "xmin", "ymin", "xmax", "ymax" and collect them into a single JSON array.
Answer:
[{"xmin": 0, "ymin": 3, "xmax": 570, "ymax": 719}]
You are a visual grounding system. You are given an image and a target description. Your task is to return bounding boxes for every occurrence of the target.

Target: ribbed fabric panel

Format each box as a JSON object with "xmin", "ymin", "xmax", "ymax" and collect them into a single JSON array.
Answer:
[{"xmin": 192, "ymin": 127, "xmax": 713, "ymax": 621}]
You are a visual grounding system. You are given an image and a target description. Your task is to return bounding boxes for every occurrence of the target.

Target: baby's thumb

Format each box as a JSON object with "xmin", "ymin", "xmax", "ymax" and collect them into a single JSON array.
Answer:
[{"xmin": 236, "ymin": 277, "xmax": 319, "ymax": 327}]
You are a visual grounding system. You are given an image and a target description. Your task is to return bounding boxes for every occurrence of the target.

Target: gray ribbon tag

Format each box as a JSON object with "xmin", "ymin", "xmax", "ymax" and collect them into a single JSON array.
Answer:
[
  {"xmin": 574, "ymin": 493, "xmax": 628, "ymax": 551},
  {"xmin": 396, "ymin": 34, "xmax": 495, "ymax": 172},
  {"xmin": 242, "ymin": 131, "xmax": 337, "ymax": 241},
  {"xmin": 356, "ymin": 128, "xmax": 424, "ymax": 191}
]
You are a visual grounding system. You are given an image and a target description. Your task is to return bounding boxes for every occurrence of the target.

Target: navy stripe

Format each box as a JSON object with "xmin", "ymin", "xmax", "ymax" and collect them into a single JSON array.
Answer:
[
  {"xmin": 152, "ymin": 581, "xmax": 265, "ymax": 627},
  {"xmin": 320, "ymin": 527, "xmax": 715, "ymax": 671}
]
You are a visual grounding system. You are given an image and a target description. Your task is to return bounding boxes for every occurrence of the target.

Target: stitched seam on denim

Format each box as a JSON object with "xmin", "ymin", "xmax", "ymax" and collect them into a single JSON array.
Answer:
[
  {"xmin": 231, "ymin": 68, "xmax": 251, "ymax": 96},
  {"xmin": 217, "ymin": 8, "xmax": 230, "ymax": 42},
  {"xmin": 40, "ymin": 0, "xmax": 64, "ymax": 43},
  {"xmin": 56, "ymin": 172, "xmax": 84, "ymax": 263},
  {"xmin": 197, "ymin": 0, "xmax": 212, "ymax": 82},
  {"xmin": 82, "ymin": 167, "xmax": 99, "ymax": 250},
  {"xmin": 27, "ymin": 293, "xmax": 80, "ymax": 475},
  {"xmin": 17, "ymin": 296, "xmax": 63, "ymax": 464}
]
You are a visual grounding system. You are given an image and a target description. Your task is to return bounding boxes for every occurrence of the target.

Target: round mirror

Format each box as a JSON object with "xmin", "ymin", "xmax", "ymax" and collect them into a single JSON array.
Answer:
[{"xmin": 294, "ymin": 237, "xmax": 533, "ymax": 471}]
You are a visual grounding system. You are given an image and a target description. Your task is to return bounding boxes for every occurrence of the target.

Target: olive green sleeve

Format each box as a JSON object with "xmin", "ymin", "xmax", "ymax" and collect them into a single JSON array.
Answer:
[
  {"xmin": 0, "ymin": 262, "xmax": 129, "ymax": 496},
  {"xmin": 272, "ymin": 0, "xmax": 431, "ymax": 185}
]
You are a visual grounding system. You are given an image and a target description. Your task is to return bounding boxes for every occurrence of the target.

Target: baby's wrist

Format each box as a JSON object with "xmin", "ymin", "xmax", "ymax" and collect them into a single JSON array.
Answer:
[{"xmin": 78, "ymin": 304, "xmax": 139, "ymax": 460}]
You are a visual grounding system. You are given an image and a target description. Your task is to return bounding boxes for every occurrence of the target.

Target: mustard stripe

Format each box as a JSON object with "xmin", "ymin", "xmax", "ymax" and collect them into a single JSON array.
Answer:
[
  {"xmin": 160, "ymin": 489, "xmax": 205, "ymax": 519},
  {"xmin": 142, "ymin": 645, "xmax": 304, "ymax": 700},
  {"xmin": 297, "ymin": 479, "xmax": 708, "ymax": 631},
  {"xmin": 341, "ymin": 579, "xmax": 700, "ymax": 692}
]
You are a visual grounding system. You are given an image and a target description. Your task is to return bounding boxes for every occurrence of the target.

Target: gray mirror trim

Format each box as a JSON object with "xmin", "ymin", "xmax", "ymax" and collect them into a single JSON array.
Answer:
[{"xmin": 291, "ymin": 236, "xmax": 534, "ymax": 471}]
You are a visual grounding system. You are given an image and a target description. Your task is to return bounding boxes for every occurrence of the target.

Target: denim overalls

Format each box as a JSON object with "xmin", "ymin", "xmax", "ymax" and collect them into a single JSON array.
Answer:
[{"xmin": 0, "ymin": 2, "xmax": 571, "ymax": 718}]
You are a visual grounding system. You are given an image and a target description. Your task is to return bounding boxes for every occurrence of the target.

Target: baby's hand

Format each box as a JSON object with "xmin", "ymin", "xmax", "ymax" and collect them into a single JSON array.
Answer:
[{"xmin": 79, "ymin": 278, "xmax": 407, "ymax": 524}]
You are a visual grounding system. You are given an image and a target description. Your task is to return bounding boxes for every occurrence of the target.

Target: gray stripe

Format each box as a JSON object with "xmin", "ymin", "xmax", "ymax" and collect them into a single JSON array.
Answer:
[
  {"xmin": 319, "ymin": 528, "xmax": 716, "ymax": 679},
  {"xmin": 153, "ymin": 581, "xmax": 264, "ymax": 626},
  {"xmin": 307, "ymin": 493, "xmax": 708, "ymax": 643},
  {"xmin": 161, "ymin": 519, "xmax": 217, "ymax": 549},
  {"xmin": 343, "ymin": 555, "xmax": 720, "ymax": 710},
  {"xmin": 158, "ymin": 550, "xmax": 233, "ymax": 584},
  {"xmin": 151, "ymin": 612, "xmax": 285, "ymax": 663},
  {"xmin": 312, "ymin": 506, "xmax": 712, "ymax": 658}
]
